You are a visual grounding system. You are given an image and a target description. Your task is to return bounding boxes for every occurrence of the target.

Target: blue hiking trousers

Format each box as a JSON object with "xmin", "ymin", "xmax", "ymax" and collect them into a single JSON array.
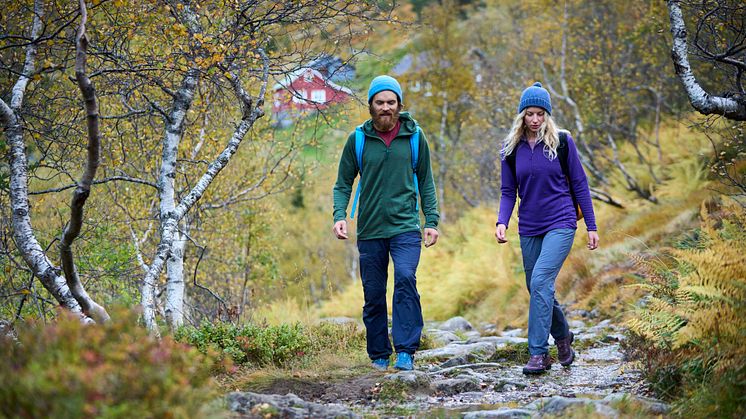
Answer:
[
  {"xmin": 519, "ymin": 228, "xmax": 575, "ymax": 356},
  {"xmin": 357, "ymin": 231, "xmax": 423, "ymax": 360}
]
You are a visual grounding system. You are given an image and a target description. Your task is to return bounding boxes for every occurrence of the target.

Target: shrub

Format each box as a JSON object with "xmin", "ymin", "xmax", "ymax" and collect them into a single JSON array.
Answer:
[
  {"xmin": 624, "ymin": 198, "xmax": 746, "ymax": 416},
  {"xmin": 176, "ymin": 322, "xmax": 311, "ymax": 366},
  {"xmin": 0, "ymin": 308, "xmax": 220, "ymax": 418},
  {"xmin": 176, "ymin": 320, "xmax": 368, "ymax": 368}
]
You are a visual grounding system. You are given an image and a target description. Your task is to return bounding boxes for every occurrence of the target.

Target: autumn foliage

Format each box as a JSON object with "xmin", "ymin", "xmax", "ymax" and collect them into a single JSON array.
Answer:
[{"xmin": 0, "ymin": 309, "xmax": 221, "ymax": 418}]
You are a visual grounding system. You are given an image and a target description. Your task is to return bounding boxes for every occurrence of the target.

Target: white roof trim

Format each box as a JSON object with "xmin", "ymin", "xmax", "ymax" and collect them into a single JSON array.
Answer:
[{"xmin": 272, "ymin": 67, "xmax": 353, "ymax": 94}]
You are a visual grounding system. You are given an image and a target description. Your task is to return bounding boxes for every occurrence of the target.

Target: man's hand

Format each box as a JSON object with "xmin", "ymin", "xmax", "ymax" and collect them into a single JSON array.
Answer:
[
  {"xmin": 587, "ymin": 231, "xmax": 599, "ymax": 250},
  {"xmin": 495, "ymin": 224, "xmax": 507, "ymax": 243},
  {"xmin": 424, "ymin": 228, "xmax": 439, "ymax": 248},
  {"xmin": 333, "ymin": 220, "xmax": 348, "ymax": 240}
]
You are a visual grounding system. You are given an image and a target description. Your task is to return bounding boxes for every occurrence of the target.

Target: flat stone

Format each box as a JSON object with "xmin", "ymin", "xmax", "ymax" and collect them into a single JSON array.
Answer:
[
  {"xmin": 603, "ymin": 392, "xmax": 670, "ymax": 414},
  {"xmin": 430, "ymin": 376, "xmax": 481, "ymax": 396},
  {"xmin": 463, "ymin": 408, "xmax": 533, "ymax": 418},
  {"xmin": 385, "ymin": 370, "xmax": 432, "ymax": 391},
  {"xmin": 527, "ymin": 396, "xmax": 619, "ymax": 418},
  {"xmin": 500, "ymin": 328, "xmax": 524, "ymax": 337},
  {"xmin": 463, "ymin": 330, "xmax": 483, "ymax": 339},
  {"xmin": 418, "ymin": 341, "xmax": 497, "ymax": 365},
  {"xmin": 581, "ymin": 346, "xmax": 624, "ymax": 363},
  {"xmin": 470, "ymin": 336, "xmax": 527, "ymax": 345},
  {"xmin": 227, "ymin": 391, "xmax": 360, "ymax": 419}
]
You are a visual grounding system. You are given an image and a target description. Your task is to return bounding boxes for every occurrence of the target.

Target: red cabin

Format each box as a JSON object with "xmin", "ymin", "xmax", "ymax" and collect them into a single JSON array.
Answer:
[{"xmin": 272, "ymin": 68, "xmax": 353, "ymax": 120}]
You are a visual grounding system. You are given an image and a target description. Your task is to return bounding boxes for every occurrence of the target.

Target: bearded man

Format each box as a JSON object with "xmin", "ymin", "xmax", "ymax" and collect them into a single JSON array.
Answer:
[{"xmin": 332, "ymin": 75, "xmax": 440, "ymax": 371}]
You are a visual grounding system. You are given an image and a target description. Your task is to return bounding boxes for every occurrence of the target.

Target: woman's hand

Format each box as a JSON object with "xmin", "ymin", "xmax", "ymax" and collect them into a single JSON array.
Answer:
[
  {"xmin": 587, "ymin": 231, "xmax": 599, "ymax": 250},
  {"xmin": 495, "ymin": 224, "xmax": 508, "ymax": 244}
]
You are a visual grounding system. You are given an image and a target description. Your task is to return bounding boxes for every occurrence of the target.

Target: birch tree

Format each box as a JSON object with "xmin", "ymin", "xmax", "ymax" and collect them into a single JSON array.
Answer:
[
  {"xmin": 74, "ymin": 0, "xmax": 384, "ymax": 334},
  {"xmin": 1, "ymin": 0, "xmax": 109, "ymax": 322},
  {"xmin": 666, "ymin": 0, "xmax": 746, "ymax": 121}
]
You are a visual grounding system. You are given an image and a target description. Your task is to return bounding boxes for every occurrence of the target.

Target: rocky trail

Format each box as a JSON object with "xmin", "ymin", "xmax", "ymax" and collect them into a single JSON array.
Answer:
[{"xmin": 226, "ymin": 313, "xmax": 670, "ymax": 418}]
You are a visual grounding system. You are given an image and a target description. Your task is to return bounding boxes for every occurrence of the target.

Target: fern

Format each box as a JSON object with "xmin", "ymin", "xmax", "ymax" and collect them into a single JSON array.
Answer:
[{"xmin": 625, "ymin": 197, "xmax": 746, "ymax": 409}]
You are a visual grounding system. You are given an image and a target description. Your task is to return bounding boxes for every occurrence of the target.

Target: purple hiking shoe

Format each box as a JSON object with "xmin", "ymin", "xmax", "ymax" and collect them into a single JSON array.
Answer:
[
  {"xmin": 522, "ymin": 353, "xmax": 552, "ymax": 375},
  {"xmin": 556, "ymin": 332, "xmax": 575, "ymax": 367}
]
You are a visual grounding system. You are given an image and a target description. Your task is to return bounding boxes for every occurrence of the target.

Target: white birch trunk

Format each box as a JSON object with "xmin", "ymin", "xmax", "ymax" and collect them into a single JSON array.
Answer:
[
  {"xmin": 666, "ymin": 0, "xmax": 746, "ymax": 121},
  {"xmin": 141, "ymin": 52, "xmax": 270, "ymax": 333},
  {"xmin": 141, "ymin": 67, "xmax": 200, "ymax": 336},
  {"xmin": 0, "ymin": 0, "xmax": 92, "ymax": 322},
  {"xmin": 165, "ymin": 224, "xmax": 187, "ymax": 329}
]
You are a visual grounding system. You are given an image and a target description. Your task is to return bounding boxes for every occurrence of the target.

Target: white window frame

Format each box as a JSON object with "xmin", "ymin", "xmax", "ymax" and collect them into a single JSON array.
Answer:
[{"xmin": 311, "ymin": 89, "xmax": 327, "ymax": 104}]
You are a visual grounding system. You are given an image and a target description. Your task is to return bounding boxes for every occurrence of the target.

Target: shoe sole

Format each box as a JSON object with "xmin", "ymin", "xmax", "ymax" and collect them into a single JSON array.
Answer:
[{"xmin": 522, "ymin": 364, "xmax": 551, "ymax": 375}]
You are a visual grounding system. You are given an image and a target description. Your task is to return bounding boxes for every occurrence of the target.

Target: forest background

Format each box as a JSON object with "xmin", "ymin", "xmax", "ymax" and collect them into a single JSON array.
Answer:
[{"xmin": 1, "ymin": 0, "xmax": 744, "ymax": 417}]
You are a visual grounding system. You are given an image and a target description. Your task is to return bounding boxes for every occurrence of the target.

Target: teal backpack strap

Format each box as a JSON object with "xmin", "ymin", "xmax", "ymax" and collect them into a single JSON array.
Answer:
[
  {"xmin": 410, "ymin": 126, "xmax": 420, "ymax": 212},
  {"xmin": 350, "ymin": 125, "xmax": 365, "ymax": 219}
]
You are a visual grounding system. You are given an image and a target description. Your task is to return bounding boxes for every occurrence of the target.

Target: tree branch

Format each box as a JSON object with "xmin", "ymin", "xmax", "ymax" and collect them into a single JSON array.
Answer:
[
  {"xmin": 666, "ymin": 0, "xmax": 746, "ymax": 120},
  {"xmin": 58, "ymin": 0, "xmax": 110, "ymax": 323}
]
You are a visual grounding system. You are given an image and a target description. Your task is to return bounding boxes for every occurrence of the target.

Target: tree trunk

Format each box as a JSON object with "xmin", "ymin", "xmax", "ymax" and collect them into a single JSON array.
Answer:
[
  {"xmin": 141, "ymin": 56, "xmax": 269, "ymax": 333},
  {"xmin": 0, "ymin": 0, "xmax": 92, "ymax": 322},
  {"xmin": 165, "ymin": 224, "xmax": 188, "ymax": 329},
  {"xmin": 59, "ymin": 0, "xmax": 110, "ymax": 323}
]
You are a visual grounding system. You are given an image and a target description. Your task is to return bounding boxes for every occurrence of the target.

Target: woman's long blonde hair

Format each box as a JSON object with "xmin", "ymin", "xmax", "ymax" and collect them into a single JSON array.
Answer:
[{"xmin": 500, "ymin": 109, "xmax": 561, "ymax": 161}]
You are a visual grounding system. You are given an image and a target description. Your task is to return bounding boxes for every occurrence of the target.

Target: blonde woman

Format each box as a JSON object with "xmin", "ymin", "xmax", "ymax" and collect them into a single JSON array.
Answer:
[{"xmin": 495, "ymin": 82, "xmax": 599, "ymax": 375}]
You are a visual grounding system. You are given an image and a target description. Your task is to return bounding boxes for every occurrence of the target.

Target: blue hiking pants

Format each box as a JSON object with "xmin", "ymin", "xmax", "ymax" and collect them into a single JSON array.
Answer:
[
  {"xmin": 519, "ymin": 228, "xmax": 575, "ymax": 356},
  {"xmin": 357, "ymin": 231, "xmax": 423, "ymax": 360}
]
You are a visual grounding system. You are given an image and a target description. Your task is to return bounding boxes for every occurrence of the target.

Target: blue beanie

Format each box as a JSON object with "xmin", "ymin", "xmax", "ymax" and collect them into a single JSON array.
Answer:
[
  {"xmin": 518, "ymin": 82, "xmax": 552, "ymax": 115},
  {"xmin": 368, "ymin": 75, "xmax": 403, "ymax": 104}
]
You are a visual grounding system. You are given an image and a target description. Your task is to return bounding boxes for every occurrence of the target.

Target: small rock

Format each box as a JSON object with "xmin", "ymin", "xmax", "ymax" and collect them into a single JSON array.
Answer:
[
  {"xmin": 603, "ymin": 392, "xmax": 670, "ymax": 415},
  {"xmin": 527, "ymin": 396, "xmax": 618, "ymax": 418},
  {"xmin": 439, "ymin": 316, "xmax": 474, "ymax": 332},
  {"xmin": 430, "ymin": 376, "xmax": 481, "ymax": 396},
  {"xmin": 463, "ymin": 330, "xmax": 482, "ymax": 340},
  {"xmin": 227, "ymin": 391, "xmax": 359, "ymax": 419},
  {"xmin": 581, "ymin": 346, "xmax": 624, "ymax": 363},
  {"xmin": 500, "ymin": 328, "xmax": 524, "ymax": 337},
  {"xmin": 481, "ymin": 323, "xmax": 498, "ymax": 333},
  {"xmin": 384, "ymin": 370, "xmax": 432, "ymax": 393},
  {"xmin": 418, "ymin": 341, "xmax": 497, "ymax": 365},
  {"xmin": 494, "ymin": 379, "xmax": 528, "ymax": 392},
  {"xmin": 569, "ymin": 319, "xmax": 586, "ymax": 329},
  {"xmin": 463, "ymin": 408, "xmax": 533, "ymax": 418},
  {"xmin": 470, "ymin": 336, "xmax": 526, "ymax": 345},
  {"xmin": 426, "ymin": 329, "xmax": 461, "ymax": 346}
]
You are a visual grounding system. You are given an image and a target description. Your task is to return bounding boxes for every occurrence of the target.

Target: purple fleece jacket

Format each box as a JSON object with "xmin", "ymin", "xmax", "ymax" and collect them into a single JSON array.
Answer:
[{"xmin": 497, "ymin": 134, "xmax": 597, "ymax": 236}]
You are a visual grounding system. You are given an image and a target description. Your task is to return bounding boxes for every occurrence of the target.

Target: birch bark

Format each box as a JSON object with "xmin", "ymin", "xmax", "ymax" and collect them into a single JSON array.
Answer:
[
  {"xmin": 1, "ymin": 0, "xmax": 91, "ymax": 321},
  {"xmin": 141, "ymin": 53, "xmax": 270, "ymax": 333},
  {"xmin": 58, "ymin": 0, "xmax": 110, "ymax": 323},
  {"xmin": 666, "ymin": 0, "xmax": 746, "ymax": 121}
]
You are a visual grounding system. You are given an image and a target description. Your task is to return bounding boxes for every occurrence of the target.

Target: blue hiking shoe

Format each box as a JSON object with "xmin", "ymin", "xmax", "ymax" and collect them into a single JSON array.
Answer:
[
  {"xmin": 371, "ymin": 358, "xmax": 389, "ymax": 371},
  {"xmin": 394, "ymin": 352, "xmax": 414, "ymax": 371}
]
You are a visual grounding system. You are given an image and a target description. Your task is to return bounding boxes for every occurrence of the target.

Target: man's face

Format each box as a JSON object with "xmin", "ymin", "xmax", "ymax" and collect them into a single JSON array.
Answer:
[{"xmin": 369, "ymin": 90, "xmax": 401, "ymax": 131}]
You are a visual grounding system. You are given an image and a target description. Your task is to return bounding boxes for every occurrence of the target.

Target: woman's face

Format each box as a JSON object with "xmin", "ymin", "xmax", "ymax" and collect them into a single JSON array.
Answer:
[{"xmin": 523, "ymin": 107, "xmax": 546, "ymax": 133}]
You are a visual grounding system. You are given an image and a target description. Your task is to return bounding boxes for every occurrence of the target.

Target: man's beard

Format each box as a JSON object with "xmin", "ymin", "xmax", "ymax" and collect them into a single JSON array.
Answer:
[{"xmin": 370, "ymin": 107, "xmax": 400, "ymax": 132}]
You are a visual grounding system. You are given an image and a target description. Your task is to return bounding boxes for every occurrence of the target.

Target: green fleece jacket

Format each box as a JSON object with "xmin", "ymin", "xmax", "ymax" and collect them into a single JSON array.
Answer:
[{"xmin": 333, "ymin": 112, "xmax": 439, "ymax": 240}]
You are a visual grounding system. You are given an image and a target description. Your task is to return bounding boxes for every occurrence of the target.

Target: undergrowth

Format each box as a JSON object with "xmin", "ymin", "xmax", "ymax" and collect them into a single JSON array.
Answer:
[
  {"xmin": 623, "ymin": 197, "xmax": 746, "ymax": 418},
  {"xmin": 0, "ymin": 308, "xmax": 221, "ymax": 418}
]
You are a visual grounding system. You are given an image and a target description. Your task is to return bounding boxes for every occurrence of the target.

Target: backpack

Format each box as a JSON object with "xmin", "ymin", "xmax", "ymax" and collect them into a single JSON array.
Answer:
[
  {"xmin": 504, "ymin": 131, "xmax": 583, "ymax": 220},
  {"xmin": 349, "ymin": 124, "xmax": 421, "ymax": 219}
]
